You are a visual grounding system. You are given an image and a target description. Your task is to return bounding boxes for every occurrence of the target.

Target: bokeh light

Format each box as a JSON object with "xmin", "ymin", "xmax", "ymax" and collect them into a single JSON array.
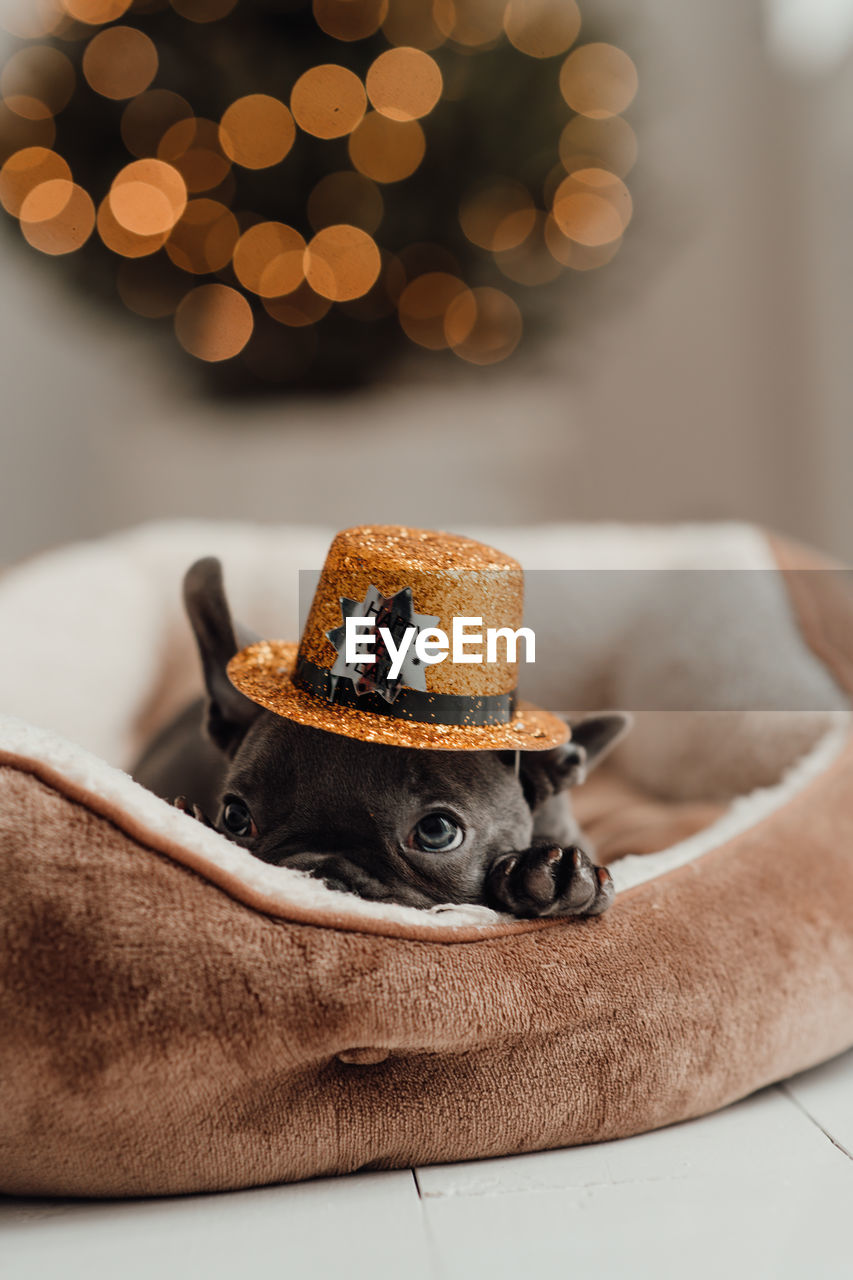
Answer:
[
  {"xmin": 381, "ymin": 0, "xmax": 449, "ymax": 51},
  {"xmin": 20, "ymin": 174, "xmax": 72, "ymax": 221},
  {"xmin": 20, "ymin": 178, "xmax": 94, "ymax": 254},
  {"xmin": 110, "ymin": 181, "xmax": 173, "ymax": 238},
  {"xmin": 460, "ymin": 180, "xmax": 536, "ymax": 252},
  {"xmin": 290, "ymin": 65, "xmax": 366, "ymax": 140},
  {"xmin": 559, "ymin": 113, "xmax": 637, "ymax": 178},
  {"xmin": 175, "ymin": 282, "xmax": 253, "ymax": 360},
  {"xmin": 82, "ymin": 27, "xmax": 158, "ymax": 101},
  {"xmin": 97, "ymin": 193, "xmax": 168, "ymax": 257},
  {"xmin": 0, "ymin": 145, "xmax": 70, "ymax": 215},
  {"xmin": 0, "ymin": 0, "xmax": 636, "ymax": 382},
  {"xmin": 158, "ymin": 117, "xmax": 231, "ymax": 193},
  {"xmin": 495, "ymin": 212, "xmax": 563, "ymax": 286},
  {"xmin": 544, "ymin": 213, "xmax": 622, "ymax": 270},
  {"xmin": 304, "ymin": 224, "xmax": 381, "ymax": 300},
  {"xmin": 444, "ymin": 0, "xmax": 505, "ymax": 48},
  {"xmin": 61, "ymin": 0, "xmax": 131, "ymax": 26},
  {"xmin": 233, "ymin": 221, "xmax": 306, "ymax": 297},
  {"xmin": 551, "ymin": 167, "xmax": 632, "ymax": 245},
  {"xmin": 1, "ymin": 46, "xmax": 74, "ymax": 120},
  {"xmin": 348, "ymin": 112, "xmax": 425, "ymax": 183},
  {"xmin": 171, "ymin": 0, "xmax": 239, "ymax": 24},
  {"xmin": 503, "ymin": 0, "xmax": 581, "ymax": 58},
  {"xmin": 398, "ymin": 271, "xmax": 471, "ymax": 349},
  {"xmin": 559, "ymin": 42, "xmax": 638, "ymax": 118},
  {"xmin": 166, "ymin": 197, "xmax": 238, "ymax": 273},
  {"xmin": 263, "ymin": 280, "xmax": 332, "ymax": 327},
  {"xmin": 109, "ymin": 159, "xmax": 187, "ymax": 236},
  {"xmin": 366, "ymin": 48, "xmax": 442, "ymax": 121},
  {"xmin": 313, "ymin": 0, "xmax": 388, "ymax": 42},
  {"xmin": 444, "ymin": 286, "xmax": 522, "ymax": 364},
  {"xmin": 219, "ymin": 95, "xmax": 295, "ymax": 168},
  {"xmin": 106, "ymin": 161, "xmax": 183, "ymax": 245}
]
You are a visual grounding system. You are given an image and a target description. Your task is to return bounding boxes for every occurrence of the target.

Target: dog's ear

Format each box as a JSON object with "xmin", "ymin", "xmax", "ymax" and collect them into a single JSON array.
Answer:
[
  {"xmin": 183, "ymin": 557, "xmax": 261, "ymax": 755},
  {"xmin": 511, "ymin": 712, "xmax": 632, "ymax": 809},
  {"xmin": 569, "ymin": 712, "xmax": 632, "ymax": 776}
]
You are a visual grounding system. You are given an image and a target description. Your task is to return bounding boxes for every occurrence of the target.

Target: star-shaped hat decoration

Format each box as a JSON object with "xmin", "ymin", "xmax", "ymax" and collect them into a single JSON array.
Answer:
[{"xmin": 326, "ymin": 585, "xmax": 440, "ymax": 704}]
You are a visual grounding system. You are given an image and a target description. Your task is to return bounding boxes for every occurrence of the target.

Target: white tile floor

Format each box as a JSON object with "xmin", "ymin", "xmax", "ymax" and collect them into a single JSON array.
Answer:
[{"xmin": 4, "ymin": 1049, "xmax": 853, "ymax": 1280}]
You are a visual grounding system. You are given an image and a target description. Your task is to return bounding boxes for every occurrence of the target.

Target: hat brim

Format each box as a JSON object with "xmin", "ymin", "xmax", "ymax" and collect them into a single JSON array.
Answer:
[{"xmin": 227, "ymin": 641, "xmax": 570, "ymax": 752}]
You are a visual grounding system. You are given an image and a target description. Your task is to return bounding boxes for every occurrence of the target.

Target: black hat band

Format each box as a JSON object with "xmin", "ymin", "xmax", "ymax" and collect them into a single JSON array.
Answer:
[{"xmin": 293, "ymin": 655, "xmax": 517, "ymax": 728}]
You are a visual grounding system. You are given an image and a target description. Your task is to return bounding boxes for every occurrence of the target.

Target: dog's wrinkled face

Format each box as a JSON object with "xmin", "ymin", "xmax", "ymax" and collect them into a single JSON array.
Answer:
[
  {"xmin": 181, "ymin": 557, "xmax": 628, "ymax": 909},
  {"xmin": 214, "ymin": 714, "xmax": 547, "ymax": 907}
]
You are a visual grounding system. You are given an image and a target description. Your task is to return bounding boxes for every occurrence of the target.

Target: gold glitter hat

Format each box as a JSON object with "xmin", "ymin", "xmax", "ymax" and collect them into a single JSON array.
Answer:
[{"xmin": 227, "ymin": 525, "xmax": 569, "ymax": 751}]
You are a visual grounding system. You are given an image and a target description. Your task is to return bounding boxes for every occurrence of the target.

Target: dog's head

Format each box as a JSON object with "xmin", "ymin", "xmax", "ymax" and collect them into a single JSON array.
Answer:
[{"xmin": 185, "ymin": 557, "xmax": 629, "ymax": 908}]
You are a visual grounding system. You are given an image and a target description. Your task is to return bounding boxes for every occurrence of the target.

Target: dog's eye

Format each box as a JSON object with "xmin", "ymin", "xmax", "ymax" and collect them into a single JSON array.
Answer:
[
  {"xmin": 222, "ymin": 798, "xmax": 256, "ymax": 838},
  {"xmin": 411, "ymin": 812, "xmax": 464, "ymax": 853}
]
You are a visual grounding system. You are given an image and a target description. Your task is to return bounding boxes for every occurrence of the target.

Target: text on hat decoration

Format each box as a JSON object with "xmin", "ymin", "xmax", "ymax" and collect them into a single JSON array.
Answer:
[
  {"xmin": 346, "ymin": 615, "xmax": 536, "ymax": 675},
  {"xmin": 327, "ymin": 584, "xmax": 534, "ymax": 706}
]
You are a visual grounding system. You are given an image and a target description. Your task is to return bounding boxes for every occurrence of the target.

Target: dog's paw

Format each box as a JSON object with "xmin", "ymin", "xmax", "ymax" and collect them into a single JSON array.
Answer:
[
  {"xmin": 485, "ymin": 844, "xmax": 614, "ymax": 919},
  {"xmin": 173, "ymin": 795, "xmax": 214, "ymax": 828}
]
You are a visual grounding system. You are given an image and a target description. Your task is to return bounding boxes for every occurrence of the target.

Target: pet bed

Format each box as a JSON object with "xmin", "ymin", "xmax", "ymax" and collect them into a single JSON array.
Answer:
[{"xmin": 2, "ymin": 520, "xmax": 853, "ymax": 1197}]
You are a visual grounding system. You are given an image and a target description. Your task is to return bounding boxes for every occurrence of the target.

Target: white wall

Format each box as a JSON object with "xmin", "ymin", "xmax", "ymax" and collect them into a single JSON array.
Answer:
[{"xmin": 1, "ymin": 0, "xmax": 850, "ymax": 563}]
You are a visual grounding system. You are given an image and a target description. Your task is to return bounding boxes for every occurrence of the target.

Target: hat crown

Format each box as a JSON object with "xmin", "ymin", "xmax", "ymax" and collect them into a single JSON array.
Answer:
[
  {"xmin": 298, "ymin": 525, "xmax": 524, "ymax": 698},
  {"xmin": 227, "ymin": 524, "xmax": 569, "ymax": 749}
]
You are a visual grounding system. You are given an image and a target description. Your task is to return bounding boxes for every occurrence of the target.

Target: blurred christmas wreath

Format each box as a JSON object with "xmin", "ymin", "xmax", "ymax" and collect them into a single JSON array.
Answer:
[{"xmin": 0, "ymin": 0, "xmax": 637, "ymax": 391}]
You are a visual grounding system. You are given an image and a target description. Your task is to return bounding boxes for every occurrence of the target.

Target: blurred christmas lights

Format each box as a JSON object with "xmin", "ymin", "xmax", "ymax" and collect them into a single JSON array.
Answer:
[{"xmin": 0, "ymin": 0, "xmax": 637, "ymax": 386}]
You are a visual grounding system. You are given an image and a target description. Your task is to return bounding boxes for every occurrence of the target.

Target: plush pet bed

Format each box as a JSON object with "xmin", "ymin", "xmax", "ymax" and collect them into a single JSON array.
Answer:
[{"xmin": 2, "ymin": 520, "xmax": 853, "ymax": 1197}]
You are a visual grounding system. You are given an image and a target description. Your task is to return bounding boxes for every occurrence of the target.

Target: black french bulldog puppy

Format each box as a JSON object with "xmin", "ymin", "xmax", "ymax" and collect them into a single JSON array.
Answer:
[{"xmin": 133, "ymin": 558, "xmax": 630, "ymax": 918}]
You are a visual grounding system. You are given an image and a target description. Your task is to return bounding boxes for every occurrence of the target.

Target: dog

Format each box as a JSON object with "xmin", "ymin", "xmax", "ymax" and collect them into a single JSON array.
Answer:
[{"xmin": 133, "ymin": 557, "xmax": 630, "ymax": 918}]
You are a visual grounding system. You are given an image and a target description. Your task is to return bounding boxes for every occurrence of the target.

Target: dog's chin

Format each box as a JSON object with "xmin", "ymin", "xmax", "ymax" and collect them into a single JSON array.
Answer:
[
  {"xmin": 269, "ymin": 849, "xmax": 447, "ymax": 909},
  {"xmin": 214, "ymin": 834, "xmax": 406, "ymax": 901}
]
